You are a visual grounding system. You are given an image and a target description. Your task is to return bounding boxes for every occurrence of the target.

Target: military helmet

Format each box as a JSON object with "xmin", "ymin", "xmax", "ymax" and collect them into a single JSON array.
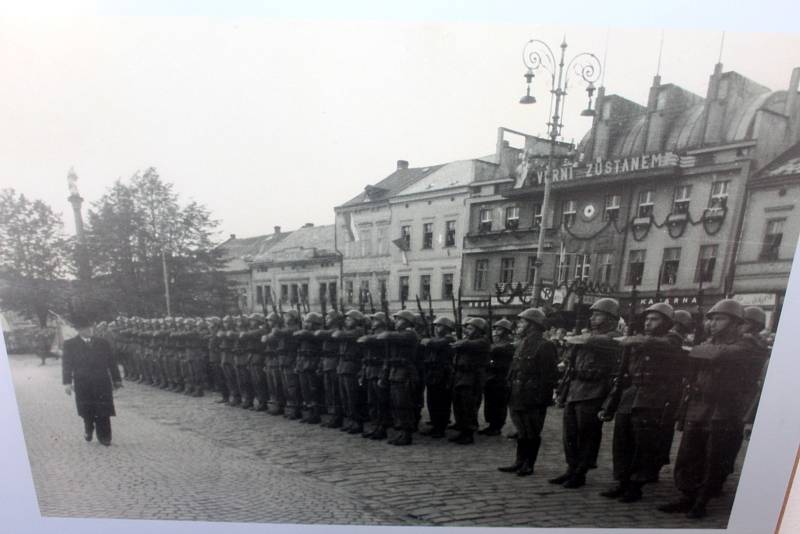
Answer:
[
  {"xmin": 673, "ymin": 309, "xmax": 693, "ymax": 328},
  {"xmin": 414, "ymin": 314, "xmax": 427, "ymax": 328},
  {"xmin": 370, "ymin": 312, "xmax": 388, "ymax": 326},
  {"xmin": 345, "ymin": 309, "xmax": 365, "ymax": 322},
  {"xmin": 393, "ymin": 310, "xmax": 416, "ymax": 324},
  {"xmin": 706, "ymin": 299, "xmax": 745, "ymax": 321},
  {"xmin": 326, "ymin": 310, "xmax": 343, "ymax": 324},
  {"xmin": 518, "ymin": 307, "xmax": 547, "ymax": 328},
  {"xmin": 97, "ymin": 321, "xmax": 108, "ymax": 329},
  {"xmin": 248, "ymin": 312, "xmax": 265, "ymax": 323},
  {"xmin": 284, "ymin": 310, "xmax": 301, "ymax": 323},
  {"xmin": 433, "ymin": 316, "xmax": 455, "ymax": 330},
  {"xmin": 645, "ymin": 302, "xmax": 675, "ymax": 321},
  {"xmin": 590, "ymin": 298, "xmax": 620, "ymax": 319},
  {"xmin": 207, "ymin": 316, "xmax": 221, "ymax": 324},
  {"xmin": 304, "ymin": 312, "xmax": 324, "ymax": 326},
  {"xmin": 493, "ymin": 318, "xmax": 514, "ymax": 332},
  {"xmin": 464, "ymin": 317, "xmax": 488, "ymax": 332},
  {"xmin": 743, "ymin": 306, "xmax": 767, "ymax": 329},
  {"xmin": 266, "ymin": 311, "xmax": 280, "ymax": 323}
]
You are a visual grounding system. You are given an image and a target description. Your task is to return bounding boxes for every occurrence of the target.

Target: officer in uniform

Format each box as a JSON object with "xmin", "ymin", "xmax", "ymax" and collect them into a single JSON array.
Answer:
[
  {"xmin": 378, "ymin": 310, "xmax": 420, "ymax": 446},
  {"xmin": 598, "ymin": 302, "xmax": 686, "ymax": 503},
  {"xmin": 317, "ymin": 311, "xmax": 344, "ymax": 427},
  {"xmin": 237, "ymin": 314, "xmax": 264, "ymax": 409},
  {"xmin": 264, "ymin": 312, "xmax": 285, "ymax": 415},
  {"xmin": 419, "ymin": 316, "xmax": 456, "ymax": 439},
  {"xmin": 219, "ymin": 315, "xmax": 241, "ymax": 406},
  {"xmin": 246, "ymin": 313, "xmax": 269, "ymax": 411},
  {"xmin": 480, "ymin": 318, "xmax": 515, "ymax": 436},
  {"xmin": 550, "ymin": 298, "xmax": 622, "ymax": 488},
  {"xmin": 295, "ymin": 312, "xmax": 324, "ymax": 423},
  {"xmin": 498, "ymin": 308, "xmax": 559, "ymax": 476},
  {"xmin": 206, "ymin": 317, "xmax": 228, "ymax": 403},
  {"xmin": 359, "ymin": 312, "xmax": 391, "ymax": 440},
  {"xmin": 660, "ymin": 299, "xmax": 768, "ymax": 519},
  {"xmin": 449, "ymin": 317, "xmax": 492, "ymax": 445},
  {"xmin": 277, "ymin": 310, "xmax": 302, "ymax": 419},
  {"xmin": 334, "ymin": 310, "xmax": 367, "ymax": 434}
]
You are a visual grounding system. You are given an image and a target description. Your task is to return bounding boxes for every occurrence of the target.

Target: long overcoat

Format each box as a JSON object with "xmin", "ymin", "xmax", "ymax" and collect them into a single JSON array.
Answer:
[{"xmin": 62, "ymin": 336, "xmax": 121, "ymax": 418}]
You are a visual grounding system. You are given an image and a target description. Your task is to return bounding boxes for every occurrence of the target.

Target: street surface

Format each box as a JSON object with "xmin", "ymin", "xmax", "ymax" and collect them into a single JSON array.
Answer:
[{"xmin": 11, "ymin": 353, "xmax": 740, "ymax": 527}]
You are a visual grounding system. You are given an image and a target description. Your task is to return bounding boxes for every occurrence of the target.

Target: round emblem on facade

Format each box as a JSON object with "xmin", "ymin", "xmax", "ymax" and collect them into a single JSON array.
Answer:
[{"xmin": 582, "ymin": 203, "xmax": 597, "ymax": 221}]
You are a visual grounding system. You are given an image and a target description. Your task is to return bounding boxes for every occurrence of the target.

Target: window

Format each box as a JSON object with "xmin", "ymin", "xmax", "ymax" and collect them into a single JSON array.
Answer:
[
  {"xmin": 263, "ymin": 285, "xmax": 272, "ymax": 305},
  {"xmin": 556, "ymin": 254, "xmax": 572, "ymax": 284},
  {"xmin": 479, "ymin": 209, "xmax": 493, "ymax": 232},
  {"xmin": 574, "ymin": 254, "xmax": 591, "ymax": 281},
  {"xmin": 526, "ymin": 256, "xmax": 537, "ymax": 284},
  {"xmin": 345, "ymin": 280, "xmax": 354, "ymax": 305},
  {"xmin": 760, "ymin": 219, "xmax": 785, "ymax": 261},
  {"xmin": 301, "ymin": 283, "xmax": 309, "ymax": 303},
  {"xmin": 637, "ymin": 190, "xmax": 654, "ymax": 218},
  {"xmin": 400, "ymin": 225, "xmax": 411, "ymax": 250},
  {"xmin": 505, "ymin": 206, "xmax": 520, "ymax": 230},
  {"xmin": 597, "ymin": 253, "xmax": 613, "ymax": 284},
  {"xmin": 420, "ymin": 275, "xmax": 431, "ymax": 300},
  {"xmin": 442, "ymin": 273, "xmax": 454, "ymax": 299},
  {"xmin": 672, "ymin": 185, "xmax": 692, "ymax": 214},
  {"xmin": 399, "ymin": 276, "xmax": 410, "ymax": 303},
  {"xmin": 661, "ymin": 248, "xmax": 681, "ymax": 285},
  {"xmin": 318, "ymin": 282, "xmax": 327, "ymax": 303},
  {"xmin": 562, "ymin": 200, "xmax": 577, "ymax": 228},
  {"xmin": 474, "ymin": 259, "xmax": 489, "ymax": 291},
  {"xmin": 422, "ymin": 222, "xmax": 433, "ymax": 249},
  {"xmin": 627, "ymin": 249, "xmax": 646, "ymax": 286},
  {"xmin": 604, "ymin": 194, "xmax": 621, "ymax": 221},
  {"xmin": 378, "ymin": 279, "xmax": 387, "ymax": 300},
  {"xmin": 360, "ymin": 279, "xmax": 370, "ymax": 299},
  {"xmin": 500, "ymin": 258, "xmax": 515, "ymax": 284},
  {"xmin": 256, "ymin": 285, "xmax": 264, "ymax": 306},
  {"xmin": 360, "ymin": 228, "xmax": 373, "ymax": 256},
  {"xmin": 445, "ymin": 220, "xmax": 456, "ymax": 247},
  {"xmin": 290, "ymin": 283, "xmax": 299, "ymax": 304},
  {"xmin": 709, "ymin": 181, "xmax": 729, "ymax": 210},
  {"xmin": 280, "ymin": 284, "xmax": 289, "ymax": 303},
  {"xmin": 328, "ymin": 282, "xmax": 337, "ymax": 305},
  {"xmin": 532, "ymin": 203, "xmax": 543, "ymax": 228},
  {"xmin": 376, "ymin": 226, "xmax": 389, "ymax": 255},
  {"xmin": 695, "ymin": 245, "xmax": 717, "ymax": 283}
]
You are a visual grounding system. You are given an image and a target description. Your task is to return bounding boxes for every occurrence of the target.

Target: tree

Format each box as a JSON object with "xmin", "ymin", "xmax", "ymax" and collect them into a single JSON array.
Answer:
[
  {"xmin": 0, "ymin": 189, "xmax": 70, "ymax": 325},
  {"xmin": 85, "ymin": 168, "xmax": 232, "ymax": 316}
]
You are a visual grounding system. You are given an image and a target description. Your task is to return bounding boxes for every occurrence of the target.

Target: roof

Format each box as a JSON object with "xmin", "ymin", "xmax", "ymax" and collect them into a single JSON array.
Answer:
[
  {"xmin": 252, "ymin": 224, "xmax": 337, "ymax": 263},
  {"xmin": 757, "ymin": 141, "xmax": 800, "ymax": 178},
  {"xmin": 216, "ymin": 233, "xmax": 290, "ymax": 272},
  {"xmin": 398, "ymin": 160, "xmax": 483, "ymax": 196},
  {"xmin": 338, "ymin": 164, "xmax": 444, "ymax": 208}
]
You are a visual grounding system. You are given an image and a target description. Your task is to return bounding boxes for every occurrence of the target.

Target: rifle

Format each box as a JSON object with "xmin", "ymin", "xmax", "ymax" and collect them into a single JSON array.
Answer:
[
  {"xmin": 380, "ymin": 285, "xmax": 393, "ymax": 331},
  {"xmin": 269, "ymin": 288, "xmax": 283, "ymax": 326},
  {"xmin": 320, "ymin": 293, "xmax": 328, "ymax": 329},
  {"xmin": 415, "ymin": 294, "xmax": 432, "ymax": 337},
  {"xmin": 427, "ymin": 291, "xmax": 434, "ymax": 326},
  {"xmin": 358, "ymin": 288, "xmax": 366, "ymax": 313},
  {"xmin": 451, "ymin": 291, "xmax": 462, "ymax": 340},
  {"xmin": 368, "ymin": 290, "xmax": 376, "ymax": 315},
  {"xmin": 487, "ymin": 296, "xmax": 494, "ymax": 343},
  {"xmin": 456, "ymin": 286, "xmax": 463, "ymax": 339}
]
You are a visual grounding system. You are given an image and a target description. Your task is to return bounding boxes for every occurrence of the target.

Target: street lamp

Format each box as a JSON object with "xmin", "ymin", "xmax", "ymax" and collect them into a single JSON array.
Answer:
[{"xmin": 520, "ymin": 37, "xmax": 601, "ymax": 306}]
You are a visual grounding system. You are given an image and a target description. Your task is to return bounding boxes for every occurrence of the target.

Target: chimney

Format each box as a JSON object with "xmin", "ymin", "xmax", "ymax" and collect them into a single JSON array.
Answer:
[
  {"xmin": 273, "ymin": 226, "xmax": 281, "ymax": 235},
  {"xmin": 786, "ymin": 67, "xmax": 800, "ymax": 144},
  {"xmin": 396, "ymin": 160, "xmax": 409, "ymax": 170},
  {"xmin": 700, "ymin": 62, "xmax": 725, "ymax": 146},
  {"xmin": 229, "ymin": 233, "xmax": 236, "ymax": 240},
  {"xmin": 303, "ymin": 222, "xmax": 314, "ymax": 228}
]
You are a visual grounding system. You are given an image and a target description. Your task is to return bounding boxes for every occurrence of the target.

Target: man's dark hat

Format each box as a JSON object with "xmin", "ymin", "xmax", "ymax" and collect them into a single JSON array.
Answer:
[{"xmin": 71, "ymin": 313, "xmax": 93, "ymax": 329}]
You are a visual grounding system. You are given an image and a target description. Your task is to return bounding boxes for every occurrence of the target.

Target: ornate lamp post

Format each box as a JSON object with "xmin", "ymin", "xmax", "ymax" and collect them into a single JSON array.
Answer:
[
  {"xmin": 67, "ymin": 167, "xmax": 91, "ymax": 282},
  {"xmin": 519, "ymin": 37, "xmax": 601, "ymax": 306}
]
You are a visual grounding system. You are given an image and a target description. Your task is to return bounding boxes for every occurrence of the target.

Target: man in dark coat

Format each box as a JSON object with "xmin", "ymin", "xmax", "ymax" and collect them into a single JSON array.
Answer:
[
  {"xmin": 449, "ymin": 317, "xmax": 491, "ymax": 445},
  {"xmin": 480, "ymin": 318, "xmax": 516, "ymax": 436},
  {"xmin": 419, "ymin": 316, "xmax": 456, "ymax": 439},
  {"xmin": 379, "ymin": 310, "xmax": 420, "ymax": 446},
  {"xmin": 62, "ymin": 314, "xmax": 123, "ymax": 446}
]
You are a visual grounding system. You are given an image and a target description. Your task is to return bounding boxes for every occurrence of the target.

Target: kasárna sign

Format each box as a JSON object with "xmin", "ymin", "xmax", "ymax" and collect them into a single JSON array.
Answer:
[{"xmin": 529, "ymin": 152, "xmax": 685, "ymax": 186}]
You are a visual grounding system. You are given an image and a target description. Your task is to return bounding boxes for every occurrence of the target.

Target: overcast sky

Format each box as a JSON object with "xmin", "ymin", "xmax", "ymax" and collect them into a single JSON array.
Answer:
[{"xmin": 2, "ymin": 17, "xmax": 799, "ymax": 241}]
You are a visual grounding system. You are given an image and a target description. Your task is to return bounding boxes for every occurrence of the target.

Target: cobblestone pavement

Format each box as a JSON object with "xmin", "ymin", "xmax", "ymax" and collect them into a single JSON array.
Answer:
[{"xmin": 11, "ymin": 354, "xmax": 741, "ymax": 528}]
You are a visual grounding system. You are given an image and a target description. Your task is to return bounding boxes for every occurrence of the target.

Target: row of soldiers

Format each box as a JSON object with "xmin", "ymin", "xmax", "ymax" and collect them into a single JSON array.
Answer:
[{"xmin": 96, "ymin": 296, "xmax": 770, "ymax": 520}]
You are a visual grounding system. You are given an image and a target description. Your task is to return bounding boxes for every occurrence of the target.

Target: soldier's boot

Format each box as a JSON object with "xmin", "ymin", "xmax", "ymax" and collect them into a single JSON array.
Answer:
[
  {"xmin": 305, "ymin": 407, "xmax": 321, "ymax": 424},
  {"xmin": 215, "ymin": 395, "xmax": 229, "ymax": 404},
  {"xmin": 392, "ymin": 431, "xmax": 413, "ymax": 446},
  {"xmin": 562, "ymin": 473, "xmax": 586, "ymax": 489},
  {"xmin": 600, "ymin": 481, "xmax": 629, "ymax": 499},
  {"xmin": 347, "ymin": 422, "xmax": 364, "ymax": 435},
  {"xmin": 428, "ymin": 426, "xmax": 446, "ymax": 439},
  {"xmin": 686, "ymin": 497, "xmax": 708, "ymax": 519},
  {"xmin": 452, "ymin": 431, "xmax": 475, "ymax": 445},
  {"xmin": 498, "ymin": 440, "xmax": 526, "ymax": 473},
  {"xmin": 328, "ymin": 415, "xmax": 343, "ymax": 429},
  {"xmin": 229, "ymin": 396, "xmax": 242, "ymax": 407},
  {"xmin": 369, "ymin": 426, "xmax": 388, "ymax": 440},
  {"xmin": 516, "ymin": 457, "xmax": 534, "ymax": 477},
  {"xmin": 618, "ymin": 482, "xmax": 644, "ymax": 503},
  {"xmin": 548, "ymin": 471, "xmax": 574, "ymax": 485},
  {"xmin": 241, "ymin": 398, "xmax": 254, "ymax": 410},
  {"xmin": 658, "ymin": 496, "xmax": 695, "ymax": 514}
]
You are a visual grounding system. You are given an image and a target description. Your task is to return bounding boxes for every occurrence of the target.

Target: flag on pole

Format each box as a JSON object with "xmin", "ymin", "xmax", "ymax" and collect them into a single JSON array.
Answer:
[
  {"xmin": 344, "ymin": 212, "xmax": 360, "ymax": 242},
  {"xmin": 48, "ymin": 310, "xmax": 76, "ymax": 357}
]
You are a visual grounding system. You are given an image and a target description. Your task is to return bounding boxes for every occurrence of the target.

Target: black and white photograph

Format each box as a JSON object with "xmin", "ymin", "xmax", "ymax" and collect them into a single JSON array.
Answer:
[{"xmin": 1, "ymin": 6, "xmax": 800, "ymax": 533}]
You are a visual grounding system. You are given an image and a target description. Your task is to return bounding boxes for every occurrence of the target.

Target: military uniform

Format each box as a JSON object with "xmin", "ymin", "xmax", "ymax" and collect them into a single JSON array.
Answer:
[
  {"xmin": 276, "ymin": 315, "xmax": 301, "ymax": 419},
  {"xmin": 248, "ymin": 319, "xmax": 270, "ymax": 411},
  {"xmin": 419, "ymin": 321, "xmax": 455, "ymax": 438},
  {"xmin": 450, "ymin": 321, "xmax": 491, "ymax": 444},
  {"xmin": 334, "ymin": 312, "xmax": 366, "ymax": 434},
  {"xmin": 220, "ymin": 318, "xmax": 241, "ymax": 405},
  {"xmin": 379, "ymin": 311, "xmax": 419, "ymax": 446},
  {"xmin": 207, "ymin": 318, "xmax": 228, "ymax": 403},
  {"xmin": 295, "ymin": 313, "xmax": 324, "ymax": 423},
  {"xmin": 500, "ymin": 309, "xmax": 559, "ymax": 476},
  {"xmin": 359, "ymin": 314, "xmax": 390, "ymax": 439},
  {"xmin": 481, "ymin": 324, "xmax": 515, "ymax": 435},
  {"xmin": 317, "ymin": 313, "xmax": 343, "ymax": 427}
]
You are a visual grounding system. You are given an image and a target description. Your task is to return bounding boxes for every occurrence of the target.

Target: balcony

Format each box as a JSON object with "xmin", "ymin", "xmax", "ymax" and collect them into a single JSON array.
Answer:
[{"xmin": 464, "ymin": 226, "xmax": 559, "ymax": 251}]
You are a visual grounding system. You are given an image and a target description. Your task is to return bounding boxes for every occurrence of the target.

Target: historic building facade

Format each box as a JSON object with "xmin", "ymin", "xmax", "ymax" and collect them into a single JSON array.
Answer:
[{"xmin": 462, "ymin": 63, "xmax": 800, "ymax": 324}]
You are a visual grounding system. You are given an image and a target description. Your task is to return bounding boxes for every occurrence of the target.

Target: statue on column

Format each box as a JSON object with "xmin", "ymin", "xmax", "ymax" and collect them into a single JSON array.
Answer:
[{"xmin": 67, "ymin": 167, "xmax": 80, "ymax": 197}]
